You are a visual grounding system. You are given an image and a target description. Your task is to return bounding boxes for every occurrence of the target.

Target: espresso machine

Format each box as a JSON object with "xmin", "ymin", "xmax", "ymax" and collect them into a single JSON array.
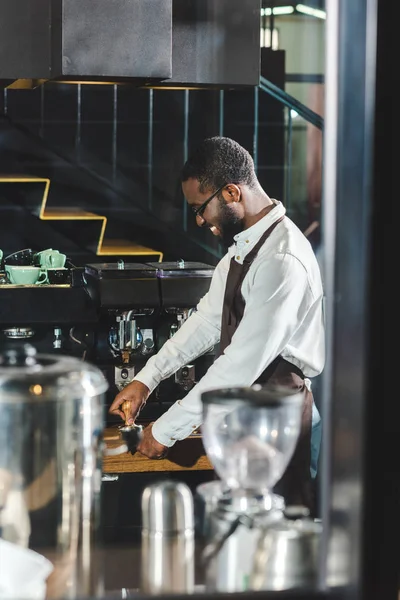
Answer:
[{"xmin": 82, "ymin": 259, "xmax": 216, "ymax": 424}]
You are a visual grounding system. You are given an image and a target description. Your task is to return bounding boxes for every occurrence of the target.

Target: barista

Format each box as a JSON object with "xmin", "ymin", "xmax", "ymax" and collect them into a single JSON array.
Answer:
[{"xmin": 110, "ymin": 136, "xmax": 325, "ymax": 510}]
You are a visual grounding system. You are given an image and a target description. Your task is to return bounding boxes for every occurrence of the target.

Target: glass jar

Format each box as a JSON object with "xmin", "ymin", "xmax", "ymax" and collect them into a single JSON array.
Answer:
[
  {"xmin": 0, "ymin": 344, "xmax": 108, "ymax": 598},
  {"xmin": 201, "ymin": 385, "xmax": 304, "ymax": 493}
]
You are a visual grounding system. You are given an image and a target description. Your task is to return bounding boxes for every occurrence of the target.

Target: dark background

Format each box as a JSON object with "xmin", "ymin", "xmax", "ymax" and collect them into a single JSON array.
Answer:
[{"xmin": 0, "ymin": 50, "xmax": 287, "ymax": 267}]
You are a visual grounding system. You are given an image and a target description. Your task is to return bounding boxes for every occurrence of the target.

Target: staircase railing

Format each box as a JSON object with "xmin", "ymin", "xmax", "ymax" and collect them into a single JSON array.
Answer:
[{"xmin": 260, "ymin": 76, "xmax": 324, "ymax": 130}]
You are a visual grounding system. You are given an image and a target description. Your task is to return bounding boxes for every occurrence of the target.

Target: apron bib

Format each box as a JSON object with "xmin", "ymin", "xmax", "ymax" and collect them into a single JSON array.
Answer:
[{"xmin": 218, "ymin": 215, "xmax": 314, "ymax": 512}]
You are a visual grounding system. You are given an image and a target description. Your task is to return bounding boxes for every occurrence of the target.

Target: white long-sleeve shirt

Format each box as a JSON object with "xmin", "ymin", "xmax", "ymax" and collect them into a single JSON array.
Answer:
[{"xmin": 134, "ymin": 201, "xmax": 325, "ymax": 447}]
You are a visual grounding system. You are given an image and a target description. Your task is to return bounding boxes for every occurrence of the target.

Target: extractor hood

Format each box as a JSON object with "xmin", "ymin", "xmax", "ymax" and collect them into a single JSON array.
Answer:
[
  {"xmin": 0, "ymin": 0, "xmax": 260, "ymax": 89},
  {"xmin": 0, "ymin": 0, "xmax": 173, "ymax": 86},
  {"xmin": 156, "ymin": 0, "xmax": 261, "ymax": 88}
]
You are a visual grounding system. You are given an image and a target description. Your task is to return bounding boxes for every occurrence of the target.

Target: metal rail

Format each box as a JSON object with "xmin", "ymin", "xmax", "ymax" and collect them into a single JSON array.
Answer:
[{"xmin": 260, "ymin": 76, "xmax": 324, "ymax": 130}]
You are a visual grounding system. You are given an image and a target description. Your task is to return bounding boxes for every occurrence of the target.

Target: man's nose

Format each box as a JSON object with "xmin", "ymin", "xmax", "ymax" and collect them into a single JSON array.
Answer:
[{"xmin": 196, "ymin": 214, "xmax": 207, "ymax": 228}]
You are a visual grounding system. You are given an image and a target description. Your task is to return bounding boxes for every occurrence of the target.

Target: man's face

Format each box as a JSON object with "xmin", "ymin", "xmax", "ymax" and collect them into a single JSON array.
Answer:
[{"xmin": 182, "ymin": 178, "xmax": 244, "ymax": 247}]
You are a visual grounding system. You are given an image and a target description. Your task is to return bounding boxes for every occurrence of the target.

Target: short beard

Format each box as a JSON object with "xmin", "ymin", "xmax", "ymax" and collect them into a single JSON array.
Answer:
[{"xmin": 218, "ymin": 200, "xmax": 244, "ymax": 248}]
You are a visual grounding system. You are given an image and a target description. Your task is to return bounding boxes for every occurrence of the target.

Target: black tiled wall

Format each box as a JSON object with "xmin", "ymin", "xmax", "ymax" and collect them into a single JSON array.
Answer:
[{"xmin": 0, "ymin": 72, "xmax": 285, "ymax": 265}]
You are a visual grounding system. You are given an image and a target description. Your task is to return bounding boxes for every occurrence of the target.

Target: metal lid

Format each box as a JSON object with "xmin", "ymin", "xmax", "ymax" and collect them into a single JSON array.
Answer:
[
  {"xmin": 0, "ymin": 343, "xmax": 108, "ymax": 403},
  {"xmin": 266, "ymin": 516, "xmax": 323, "ymax": 538},
  {"xmin": 141, "ymin": 480, "xmax": 194, "ymax": 533},
  {"xmin": 216, "ymin": 491, "xmax": 285, "ymax": 515},
  {"xmin": 146, "ymin": 261, "xmax": 214, "ymax": 278},
  {"xmin": 84, "ymin": 262, "xmax": 158, "ymax": 279},
  {"xmin": 201, "ymin": 384, "xmax": 304, "ymax": 407}
]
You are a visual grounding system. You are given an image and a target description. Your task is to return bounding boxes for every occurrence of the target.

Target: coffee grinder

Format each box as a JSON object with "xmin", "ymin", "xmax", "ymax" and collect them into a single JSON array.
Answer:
[{"xmin": 199, "ymin": 385, "xmax": 305, "ymax": 592}]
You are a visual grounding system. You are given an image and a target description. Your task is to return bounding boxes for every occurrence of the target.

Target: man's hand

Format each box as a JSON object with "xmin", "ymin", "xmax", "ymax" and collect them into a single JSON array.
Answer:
[
  {"xmin": 109, "ymin": 380, "xmax": 150, "ymax": 424},
  {"xmin": 137, "ymin": 423, "xmax": 168, "ymax": 459}
]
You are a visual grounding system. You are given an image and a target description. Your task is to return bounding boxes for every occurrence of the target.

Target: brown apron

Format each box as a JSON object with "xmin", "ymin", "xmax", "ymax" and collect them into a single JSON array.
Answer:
[{"xmin": 218, "ymin": 216, "xmax": 314, "ymax": 512}]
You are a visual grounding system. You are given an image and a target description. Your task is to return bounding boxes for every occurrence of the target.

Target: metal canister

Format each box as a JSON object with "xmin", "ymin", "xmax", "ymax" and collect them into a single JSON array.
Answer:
[{"xmin": 141, "ymin": 480, "xmax": 194, "ymax": 594}]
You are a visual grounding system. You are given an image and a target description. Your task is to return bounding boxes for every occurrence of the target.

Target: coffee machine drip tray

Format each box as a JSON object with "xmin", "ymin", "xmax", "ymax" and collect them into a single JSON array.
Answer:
[{"xmin": 84, "ymin": 262, "xmax": 160, "ymax": 308}]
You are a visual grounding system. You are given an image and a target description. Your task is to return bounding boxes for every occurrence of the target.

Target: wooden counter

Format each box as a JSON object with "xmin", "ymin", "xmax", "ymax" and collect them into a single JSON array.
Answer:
[{"xmin": 102, "ymin": 427, "xmax": 213, "ymax": 474}]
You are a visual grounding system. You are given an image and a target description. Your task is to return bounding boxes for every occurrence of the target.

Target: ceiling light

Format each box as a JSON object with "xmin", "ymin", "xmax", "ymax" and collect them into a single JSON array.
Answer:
[
  {"xmin": 296, "ymin": 4, "xmax": 326, "ymax": 19},
  {"xmin": 261, "ymin": 6, "xmax": 295, "ymax": 16}
]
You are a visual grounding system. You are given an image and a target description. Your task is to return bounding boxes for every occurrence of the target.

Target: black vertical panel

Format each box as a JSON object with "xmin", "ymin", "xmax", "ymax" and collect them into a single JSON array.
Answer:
[
  {"xmin": 80, "ymin": 85, "xmax": 115, "ymax": 165},
  {"xmin": 2, "ymin": 87, "xmax": 42, "ymax": 125},
  {"xmin": 41, "ymin": 82, "xmax": 78, "ymax": 155},
  {"xmin": 187, "ymin": 90, "xmax": 221, "ymax": 150},
  {"xmin": 261, "ymin": 48, "xmax": 286, "ymax": 87},
  {"xmin": 117, "ymin": 87, "xmax": 151, "ymax": 191},
  {"xmin": 361, "ymin": 1, "xmax": 395, "ymax": 598},
  {"xmin": 223, "ymin": 89, "xmax": 255, "ymax": 155},
  {"xmin": 257, "ymin": 48, "xmax": 285, "ymax": 201},
  {"xmin": 185, "ymin": 88, "xmax": 225, "ymax": 254},
  {"xmin": 152, "ymin": 90, "xmax": 186, "ymax": 222}
]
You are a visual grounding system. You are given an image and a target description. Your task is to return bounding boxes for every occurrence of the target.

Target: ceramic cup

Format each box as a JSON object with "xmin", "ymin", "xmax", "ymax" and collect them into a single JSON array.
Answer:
[
  {"xmin": 34, "ymin": 248, "xmax": 52, "ymax": 266},
  {"xmin": 35, "ymin": 249, "xmax": 66, "ymax": 269},
  {"xmin": 5, "ymin": 265, "xmax": 47, "ymax": 285},
  {"xmin": 4, "ymin": 248, "xmax": 34, "ymax": 266},
  {"xmin": 49, "ymin": 252, "xmax": 67, "ymax": 268}
]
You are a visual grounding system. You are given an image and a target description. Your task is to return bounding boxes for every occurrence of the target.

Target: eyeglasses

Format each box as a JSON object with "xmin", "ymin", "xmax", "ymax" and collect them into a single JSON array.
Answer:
[{"xmin": 191, "ymin": 184, "xmax": 226, "ymax": 218}]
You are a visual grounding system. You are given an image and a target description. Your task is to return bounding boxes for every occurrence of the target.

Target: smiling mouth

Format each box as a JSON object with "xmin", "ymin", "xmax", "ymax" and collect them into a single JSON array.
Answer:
[{"xmin": 209, "ymin": 226, "xmax": 221, "ymax": 236}]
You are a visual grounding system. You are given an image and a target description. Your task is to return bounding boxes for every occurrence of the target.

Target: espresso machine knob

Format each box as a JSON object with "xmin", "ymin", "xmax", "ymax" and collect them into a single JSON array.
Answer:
[
  {"xmin": 120, "ymin": 368, "xmax": 130, "ymax": 380},
  {"xmin": 175, "ymin": 365, "xmax": 195, "ymax": 391},
  {"xmin": 169, "ymin": 323, "xmax": 178, "ymax": 338},
  {"xmin": 142, "ymin": 338, "xmax": 155, "ymax": 355},
  {"xmin": 114, "ymin": 365, "xmax": 135, "ymax": 391}
]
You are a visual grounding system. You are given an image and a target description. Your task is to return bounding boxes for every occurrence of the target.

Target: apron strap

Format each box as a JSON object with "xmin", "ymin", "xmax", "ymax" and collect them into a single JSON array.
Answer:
[{"xmin": 219, "ymin": 215, "xmax": 285, "ymax": 355}]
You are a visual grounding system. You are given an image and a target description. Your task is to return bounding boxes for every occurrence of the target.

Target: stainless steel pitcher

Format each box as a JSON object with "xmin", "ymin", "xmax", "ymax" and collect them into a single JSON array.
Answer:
[
  {"xmin": 203, "ymin": 492, "xmax": 285, "ymax": 592},
  {"xmin": 0, "ymin": 344, "xmax": 108, "ymax": 598},
  {"xmin": 250, "ymin": 514, "xmax": 322, "ymax": 591}
]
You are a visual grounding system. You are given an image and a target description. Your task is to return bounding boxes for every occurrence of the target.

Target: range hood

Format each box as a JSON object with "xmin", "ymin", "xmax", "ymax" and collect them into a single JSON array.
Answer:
[
  {"xmin": 0, "ymin": 0, "xmax": 260, "ymax": 89},
  {"xmin": 152, "ymin": 0, "xmax": 261, "ymax": 88},
  {"xmin": 0, "ymin": 0, "xmax": 173, "ymax": 86}
]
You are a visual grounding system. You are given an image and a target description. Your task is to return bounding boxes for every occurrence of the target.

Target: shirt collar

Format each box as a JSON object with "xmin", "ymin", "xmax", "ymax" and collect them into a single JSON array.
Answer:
[{"xmin": 233, "ymin": 200, "xmax": 286, "ymax": 245}]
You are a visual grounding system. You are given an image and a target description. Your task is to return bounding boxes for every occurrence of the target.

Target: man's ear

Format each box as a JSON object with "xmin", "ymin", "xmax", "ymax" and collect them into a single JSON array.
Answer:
[{"xmin": 222, "ymin": 184, "xmax": 241, "ymax": 204}]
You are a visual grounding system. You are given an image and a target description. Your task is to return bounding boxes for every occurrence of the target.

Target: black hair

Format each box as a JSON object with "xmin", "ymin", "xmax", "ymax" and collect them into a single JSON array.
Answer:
[{"xmin": 181, "ymin": 136, "xmax": 258, "ymax": 193}]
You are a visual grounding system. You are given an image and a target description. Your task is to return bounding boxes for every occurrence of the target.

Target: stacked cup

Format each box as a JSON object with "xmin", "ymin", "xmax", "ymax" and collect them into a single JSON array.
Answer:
[
  {"xmin": 34, "ymin": 249, "xmax": 69, "ymax": 284},
  {"xmin": 2, "ymin": 248, "xmax": 47, "ymax": 285},
  {"xmin": 1, "ymin": 248, "xmax": 69, "ymax": 285}
]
